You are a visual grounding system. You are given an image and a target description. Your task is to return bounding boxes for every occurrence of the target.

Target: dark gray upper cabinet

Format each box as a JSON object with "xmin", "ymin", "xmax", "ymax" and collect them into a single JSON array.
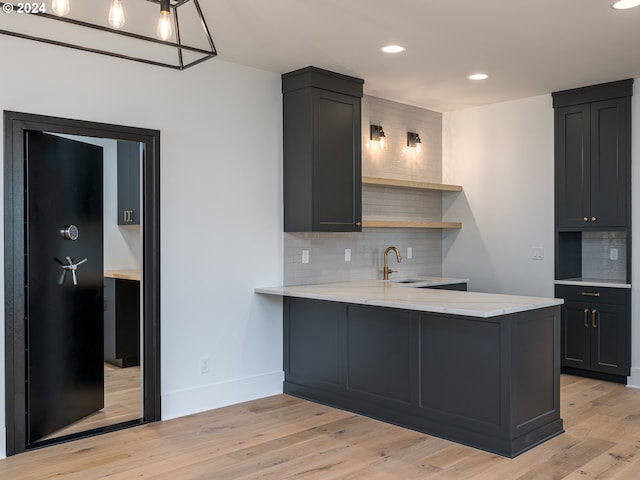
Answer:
[
  {"xmin": 117, "ymin": 140, "xmax": 141, "ymax": 225},
  {"xmin": 553, "ymin": 80, "xmax": 632, "ymax": 230},
  {"xmin": 282, "ymin": 66, "xmax": 364, "ymax": 232}
]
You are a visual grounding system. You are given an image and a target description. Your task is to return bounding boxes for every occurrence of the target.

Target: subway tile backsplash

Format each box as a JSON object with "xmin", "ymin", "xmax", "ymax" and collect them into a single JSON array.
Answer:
[
  {"xmin": 581, "ymin": 231, "xmax": 627, "ymax": 281},
  {"xmin": 284, "ymin": 230, "xmax": 443, "ymax": 285}
]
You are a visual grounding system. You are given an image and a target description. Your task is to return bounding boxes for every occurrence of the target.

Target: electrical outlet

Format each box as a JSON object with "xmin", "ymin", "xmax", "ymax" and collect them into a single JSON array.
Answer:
[
  {"xmin": 531, "ymin": 246, "xmax": 544, "ymax": 260},
  {"xmin": 610, "ymin": 247, "xmax": 619, "ymax": 261},
  {"xmin": 345, "ymin": 248, "xmax": 351, "ymax": 262},
  {"xmin": 200, "ymin": 356, "xmax": 210, "ymax": 374},
  {"xmin": 407, "ymin": 247, "xmax": 413, "ymax": 259},
  {"xmin": 302, "ymin": 249, "xmax": 309, "ymax": 264}
]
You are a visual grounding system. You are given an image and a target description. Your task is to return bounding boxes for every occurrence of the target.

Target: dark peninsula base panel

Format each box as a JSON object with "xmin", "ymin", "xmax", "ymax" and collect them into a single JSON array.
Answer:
[{"xmin": 283, "ymin": 297, "xmax": 564, "ymax": 458}]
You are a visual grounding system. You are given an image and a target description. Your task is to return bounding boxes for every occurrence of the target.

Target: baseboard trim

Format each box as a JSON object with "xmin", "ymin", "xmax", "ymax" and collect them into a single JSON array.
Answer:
[
  {"xmin": 162, "ymin": 371, "xmax": 284, "ymax": 420},
  {"xmin": 0, "ymin": 426, "xmax": 6, "ymax": 459},
  {"xmin": 626, "ymin": 367, "xmax": 640, "ymax": 389}
]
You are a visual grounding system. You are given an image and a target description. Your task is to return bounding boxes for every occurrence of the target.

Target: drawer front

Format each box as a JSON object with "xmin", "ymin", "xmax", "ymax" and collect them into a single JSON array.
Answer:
[{"xmin": 555, "ymin": 284, "xmax": 628, "ymax": 305}]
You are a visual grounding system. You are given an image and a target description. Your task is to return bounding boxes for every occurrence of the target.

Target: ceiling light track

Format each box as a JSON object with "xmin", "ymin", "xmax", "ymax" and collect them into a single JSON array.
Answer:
[{"xmin": 0, "ymin": 0, "xmax": 217, "ymax": 70}]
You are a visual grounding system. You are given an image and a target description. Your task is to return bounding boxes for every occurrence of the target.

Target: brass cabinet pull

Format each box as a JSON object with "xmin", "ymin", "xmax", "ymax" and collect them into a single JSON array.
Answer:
[
  {"xmin": 592, "ymin": 309, "xmax": 597, "ymax": 328},
  {"xmin": 591, "ymin": 216, "xmax": 597, "ymax": 222},
  {"xmin": 355, "ymin": 221, "xmax": 362, "ymax": 227},
  {"xmin": 583, "ymin": 216, "xmax": 589, "ymax": 222},
  {"xmin": 581, "ymin": 292, "xmax": 601, "ymax": 297},
  {"xmin": 583, "ymin": 308, "xmax": 589, "ymax": 327}
]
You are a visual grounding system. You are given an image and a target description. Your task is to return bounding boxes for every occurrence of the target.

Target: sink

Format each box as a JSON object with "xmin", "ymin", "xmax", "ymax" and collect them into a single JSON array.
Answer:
[{"xmin": 389, "ymin": 278, "xmax": 429, "ymax": 284}]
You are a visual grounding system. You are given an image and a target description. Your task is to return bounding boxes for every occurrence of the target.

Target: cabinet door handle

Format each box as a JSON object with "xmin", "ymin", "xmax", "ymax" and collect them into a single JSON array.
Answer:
[
  {"xmin": 583, "ymin": 217, "xmax": 589, "ymax": 222},
  {"xmin": 592, "ymin": 309, "xmax": 597, "ymax": 328},
  {"xmin": 591, "ymin": 216, "xmax": 597, "ymax": 222},
  {"xmin": 581, "ymin": 292, "xmax": 601, "ymax": 297},
  {"xmin": 583, "ymin": 308, "xmax": 589, "ymax": 327}
]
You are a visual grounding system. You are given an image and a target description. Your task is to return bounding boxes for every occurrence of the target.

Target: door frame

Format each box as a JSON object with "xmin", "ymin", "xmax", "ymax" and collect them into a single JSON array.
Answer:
[{"xmin": 3, "ymin": 111, "xmax": 161, "ymax": 455}]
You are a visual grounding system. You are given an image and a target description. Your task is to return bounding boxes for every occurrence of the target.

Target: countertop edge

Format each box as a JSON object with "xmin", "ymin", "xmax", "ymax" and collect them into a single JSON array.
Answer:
[
  {"xmin": 255, "ymin": 283, "xmax": 563, "ymax": 319},
  {"xmin": 554, "ymin": 279, "xmax": 631, "ymax": 289}
]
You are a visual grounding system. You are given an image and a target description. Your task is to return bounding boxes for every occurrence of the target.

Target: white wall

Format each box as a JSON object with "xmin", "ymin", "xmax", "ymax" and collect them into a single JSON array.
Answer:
[
  {"xmin": 442, "ymin": 94, "xmax": 555, "ymax": 297},
  {"xmin": 0, "ymin": 35, "xmax": 284, "ymax": 456}
]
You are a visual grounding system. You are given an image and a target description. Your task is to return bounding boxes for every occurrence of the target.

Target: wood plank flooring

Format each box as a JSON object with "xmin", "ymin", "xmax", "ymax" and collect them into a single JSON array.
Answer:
[{"xmin": 3, "ymin": 374, "xmax": 640, "ymax": 479}]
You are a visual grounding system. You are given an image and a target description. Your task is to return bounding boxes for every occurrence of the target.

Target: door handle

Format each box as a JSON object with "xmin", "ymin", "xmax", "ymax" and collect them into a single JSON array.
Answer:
[
  {"xmin": 581, "ymin": 292, "xmax": 601, "ymax": 297},
  {"xmin": 583, "ymin": 308, "xmax": 589, "ymax": 328},
  {"xmin": 59, "ymin": 256, "xmax": 88, "ymax": 286},
  {"xmin": 592, "ymin": 309, "xmax": 597, "ymax": 328}
]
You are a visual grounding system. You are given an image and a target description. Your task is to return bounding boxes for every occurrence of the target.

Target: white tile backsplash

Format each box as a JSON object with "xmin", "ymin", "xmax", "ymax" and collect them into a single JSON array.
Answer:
[{"xmin": 582, "ymin": 231, "xmax": 627, "ymax": 281}]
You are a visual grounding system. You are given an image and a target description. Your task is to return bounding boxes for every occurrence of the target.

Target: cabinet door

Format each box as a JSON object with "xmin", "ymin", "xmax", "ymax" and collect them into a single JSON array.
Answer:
[
  {"xmin": 560, "ymin": 301, "xmax": 591, "ymax": 369},
  {"xmin": 590, "ymin": 303, "xmax": 628, "ymax": 376},
  {"xmin": 117, "ymin": 140, "xmax": 141, "ymax": 225},
  {"xmin": 556, "ymin": 105, "xmax": 590, "ymax": 229},
  {"xmin": 589, "ymin": 98, "xmax": 627, "ymax": 228},
  {"xmin": 312, "ymin": 89, "xmax": 362, "ymax": 232}
]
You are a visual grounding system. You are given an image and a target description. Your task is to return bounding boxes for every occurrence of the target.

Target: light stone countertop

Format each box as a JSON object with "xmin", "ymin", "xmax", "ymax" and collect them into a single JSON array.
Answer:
[
  {"xmin": 554, "ymin": 278, "xmax": 631, "ymax": 289},
  {"xmin": 255, "ymin": 278, "xmax": 563, "ymax": 319}
]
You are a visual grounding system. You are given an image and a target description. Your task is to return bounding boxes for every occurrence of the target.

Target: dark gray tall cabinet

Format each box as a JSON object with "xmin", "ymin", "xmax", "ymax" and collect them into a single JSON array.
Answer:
[
  {"xmin": 282, "ymin": 66, "xmax": 364, "ymax": 232},
  {"xmin": 553, "ymin": 79, "xmax": 633, "ymax": 383}
]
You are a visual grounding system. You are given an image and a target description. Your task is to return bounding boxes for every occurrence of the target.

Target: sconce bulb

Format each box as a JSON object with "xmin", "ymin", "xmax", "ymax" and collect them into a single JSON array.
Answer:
[
  {"xmin": 379, "ymin": 137, "xmax": 385, "ymax": 149},
  {"xmin": 416, "ymin": 143, "xmax": 422, "ymax": 154},
  {"xmin": 51, "ymin": 0, "xmax": 70, "ymax": 16},
  {"xmin": 108, "ymin": 0, "xmax": 126, "ymax": 29},
  {"xmin": 156, "ymin": 11, "xmax": 172, "ymax": 41}
]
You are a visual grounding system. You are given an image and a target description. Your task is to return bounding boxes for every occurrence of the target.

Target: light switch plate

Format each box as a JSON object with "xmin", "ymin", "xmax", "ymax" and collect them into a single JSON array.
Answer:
[
  {"xmin": 610, "ymin": 247, "xmax": 619, "ymax": 261},
  {"xmin": 345, "ymin": 249, "xmax": 351, "ymax": 262},
  {"xmin": 407, "ymin": 247, "xmax": 413, "ymax": 259},
  {"xmin": 302, "ymin": 249, "xmax": 309, "ymax": 264}
]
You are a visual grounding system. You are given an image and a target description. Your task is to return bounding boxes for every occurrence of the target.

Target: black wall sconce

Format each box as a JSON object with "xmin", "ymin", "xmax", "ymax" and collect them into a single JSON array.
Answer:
[
  {"xmin": 370, "ymin": 125, "xmax": 386, "ymax": 142},
  {"xmin": 407, "ymin": 132, "xmax": 421, "ymax": 147},
  {"xmin": 369, "ymin": 124, "xmax": 386, "ymax": 149}
]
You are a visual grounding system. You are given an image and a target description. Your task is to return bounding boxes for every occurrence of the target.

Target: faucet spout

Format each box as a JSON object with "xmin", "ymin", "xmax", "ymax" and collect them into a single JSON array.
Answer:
[{"xmin": 383, "ymin": 246, "xmax": 402, "ymax": 280}]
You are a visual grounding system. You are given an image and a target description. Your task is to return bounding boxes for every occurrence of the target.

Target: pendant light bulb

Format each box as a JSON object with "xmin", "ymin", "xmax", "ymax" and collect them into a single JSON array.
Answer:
[
  {"xmin": 108, "ymin": 0, "xmax": 125, "ymax": 29},
  {"xmin": 156, "ymin": 0, "xmax": 172, "ymax": 41},
  {"xmin": 51, "ymin": 0, "xmax": 70, "ymax": 16}
]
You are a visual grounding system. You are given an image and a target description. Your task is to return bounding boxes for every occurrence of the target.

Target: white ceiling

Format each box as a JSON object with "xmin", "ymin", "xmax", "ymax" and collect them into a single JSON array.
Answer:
[{"xmin": 201, "ymin": 0, "xmax": 640, "ymax": 112}]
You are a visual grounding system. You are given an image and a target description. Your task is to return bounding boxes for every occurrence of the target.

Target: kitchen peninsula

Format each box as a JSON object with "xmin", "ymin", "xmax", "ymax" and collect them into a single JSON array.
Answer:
[{"xmin": 256, "ymin": 280, "xmax": 564, "ymax": 457}]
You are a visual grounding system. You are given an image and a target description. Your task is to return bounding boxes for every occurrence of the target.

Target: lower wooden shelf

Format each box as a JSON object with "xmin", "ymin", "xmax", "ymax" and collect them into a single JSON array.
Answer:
[{"xmin": 362, "ymin": 219, "xmax": 462, "ymax": 229}]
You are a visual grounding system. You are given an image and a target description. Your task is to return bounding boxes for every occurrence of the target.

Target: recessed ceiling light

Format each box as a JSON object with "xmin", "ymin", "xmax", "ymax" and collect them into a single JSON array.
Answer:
[
  {"xmin": 381, "ymin": 45, "xmax": 406, "ymax": 54},
  {"xmin": 612, "ymin": 0, "xmax": 640, "ymax": 8},
  {"xmin": 468, "ymin": 73, "xmax": 488, "ymax": 81}
]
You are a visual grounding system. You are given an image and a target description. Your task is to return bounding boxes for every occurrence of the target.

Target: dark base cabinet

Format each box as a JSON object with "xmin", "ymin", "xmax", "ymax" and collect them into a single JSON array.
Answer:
[
  {"xmin": 556, "ymin": 285, "xmax": 630, "ymax": 383},
  {"xmin": 283, "ymin": 297, "xmax": 563, "ymax": 458},
  {"xmin": 104, "ymin": 277, "xmax": 140, "ymax": 368}
]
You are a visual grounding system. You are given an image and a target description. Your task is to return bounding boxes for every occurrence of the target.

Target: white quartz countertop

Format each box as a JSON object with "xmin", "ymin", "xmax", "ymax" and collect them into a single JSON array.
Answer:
[
  {"xmin": 554, "ymin": 278, "xmax": 631, "ymax": 289},
  {"xmin": 255, "ymin": 279, "xmax": 563, "ymax": 318}
]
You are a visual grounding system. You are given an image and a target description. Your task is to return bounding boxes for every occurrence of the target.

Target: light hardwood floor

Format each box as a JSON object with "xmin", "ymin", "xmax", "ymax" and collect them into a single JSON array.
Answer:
[
  {"xmin": 41, "ymin": 363, "xmax": 141, "ymax": 440},
  {"xmin": 3, "ymin": 374, "xmax": 640, "ymax": 479}
]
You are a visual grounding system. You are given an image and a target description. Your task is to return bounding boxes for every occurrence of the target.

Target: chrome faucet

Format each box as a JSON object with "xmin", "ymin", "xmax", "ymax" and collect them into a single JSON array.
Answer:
[{"xmin": 383, "ymin": 246, "xmax": 402, "ymax": 280}]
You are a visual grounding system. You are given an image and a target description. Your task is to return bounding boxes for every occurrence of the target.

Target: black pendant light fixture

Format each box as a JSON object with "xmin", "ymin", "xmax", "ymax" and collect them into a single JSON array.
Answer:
[{"xmin": 0, "ymin": 0, "xmax": 217, "ymax": 70}]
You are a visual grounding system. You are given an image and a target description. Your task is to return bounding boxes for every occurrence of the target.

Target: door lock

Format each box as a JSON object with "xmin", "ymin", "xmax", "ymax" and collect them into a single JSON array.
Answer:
[{"xmin": 60, "ymin": 225, "xmax": 79, "ymax": 241}]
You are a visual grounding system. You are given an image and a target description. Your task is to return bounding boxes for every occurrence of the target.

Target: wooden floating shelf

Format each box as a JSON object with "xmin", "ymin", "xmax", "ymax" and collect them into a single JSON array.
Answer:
[
  {"xmin": 362, "ymin": 220, "xmax": 462, "ymax": 229},
  {"xmin": 362, "ymin": 176, "xmax": 462, "ymax": 192}
]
